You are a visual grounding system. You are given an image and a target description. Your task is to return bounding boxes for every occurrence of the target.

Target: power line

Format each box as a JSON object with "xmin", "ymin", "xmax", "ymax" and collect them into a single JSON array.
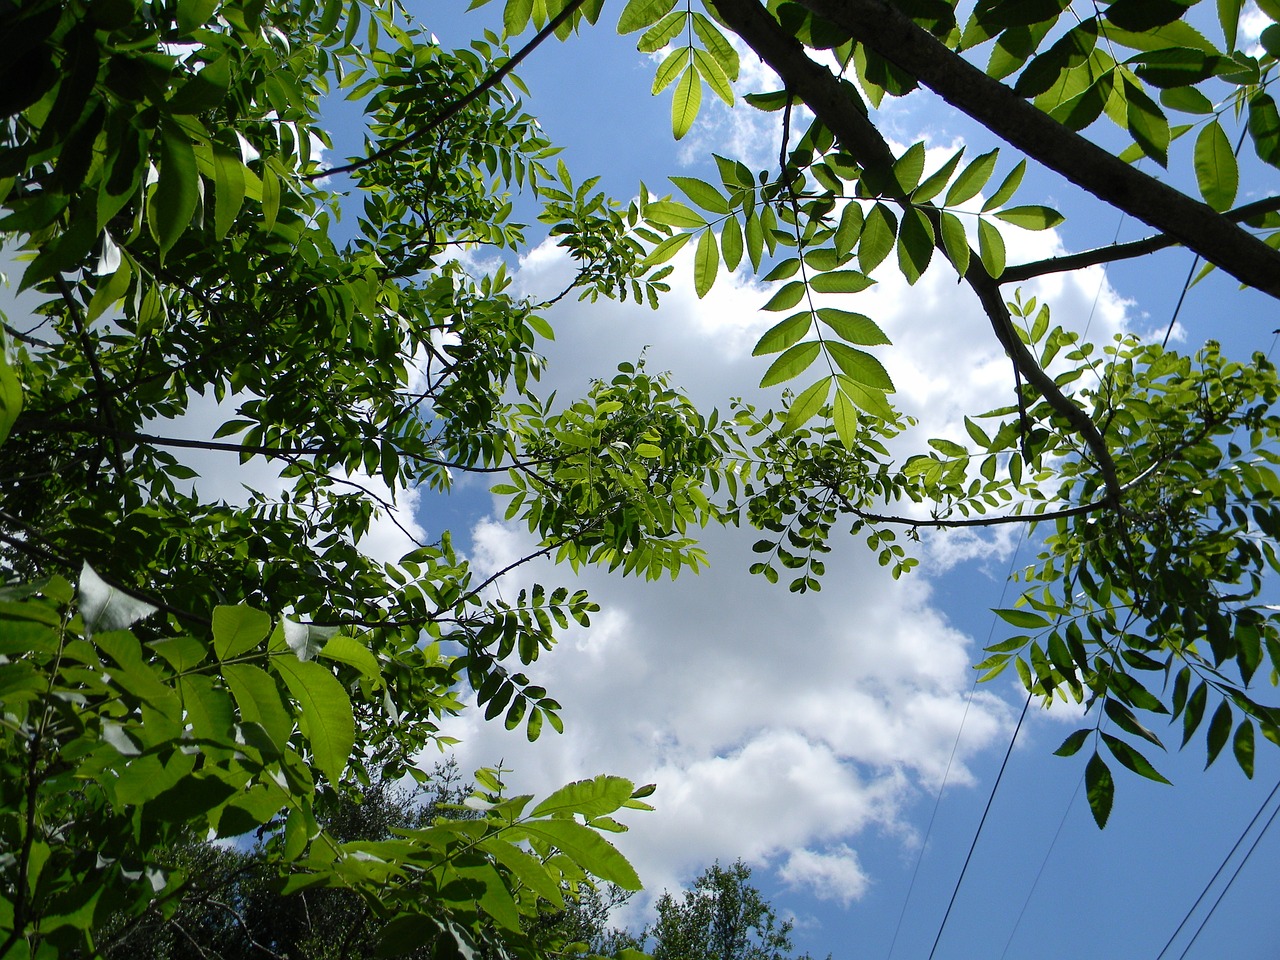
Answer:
[
  {"xmin": 1176, "ymin": 791, "xmax": 1280, "ymax": 959},
  {"xmin": 884, "ymin": 528, "xmax": 1025, "ymax": 960},
  {"xmin": 926, "ymin": 688, "xmax": 1033, "ymax": 960},
  {"xmin": 1157, "ymin": 124, "xmax": 1244, "ymax": 350},
  {"xmin": 1154, "ymin": 777, "xmax": 1280, "ymax": 960},
  {"xmin": 998, "ymin": 775, "xmax": 1083, "ymax": 959}
]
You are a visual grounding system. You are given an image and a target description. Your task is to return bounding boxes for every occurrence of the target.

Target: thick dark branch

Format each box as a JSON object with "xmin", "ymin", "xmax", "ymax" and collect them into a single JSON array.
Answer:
[
  {"xmin": 794, "ymin": 0, "xmax": 1280, "ymax": 300},
  {"xmin": 712, "ymin": 0, "xmax": 1124, "ymax": 505},
  {"xmin": 55, "ymin": 275, "xmax": 128, "ymax": 478},
  {"xmin": 848, "ymin": 498, "xmax": 1103, "ymax": 528},
  {"xmin": 1004, "ymin": 194, "xmax": 1280, "ymax": 283},
  {"xmin": 108, "ymin": 431, "xmax": 547, "ymax": 474},
  {"xmin": 965, "ymin": 268, "xmax": 1123, "ymax": 502},
  {"xmin": 710, "ymin": 0, "xmax": 897, "ymax": 174},
  {"xmin": 3, "ymin": 323, "xmax": 54, "ymax": 349},
  {"xmin": 310, "ymin": 0, "xmax": 588, "ymax": 181}
]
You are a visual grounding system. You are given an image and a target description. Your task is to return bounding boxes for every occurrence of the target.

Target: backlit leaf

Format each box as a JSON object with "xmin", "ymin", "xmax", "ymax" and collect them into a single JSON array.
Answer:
[
  {"xmin": 760, "ymin": 341, "xmax": 821, "ymax": 387},
  {"xmin": 1194, "ymin": 120, "xmax": 1238, "ymax": 211},
  {"xmin": 671, "ymin": 66, "xmax": 701, "ymax": 140}
]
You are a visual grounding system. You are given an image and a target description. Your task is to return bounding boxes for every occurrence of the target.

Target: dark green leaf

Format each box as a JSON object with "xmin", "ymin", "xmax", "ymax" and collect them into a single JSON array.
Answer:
[{"xmin": 1085, "ymin": 751, "xmax": 1114, "ymax": 828}]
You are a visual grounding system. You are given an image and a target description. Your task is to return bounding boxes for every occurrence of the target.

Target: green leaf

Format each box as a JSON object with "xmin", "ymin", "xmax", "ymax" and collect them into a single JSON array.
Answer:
[
  {"xmin": 517, "ymin": 819, "xmax": 641, "ymax": 889},
  {"xmin": 653, "ymin": 46, "xmax": 690, "ymax": 93},
  {"xmin": 782, "ymin": 376, "xmax": 831, "ymax": 433},
  {"xmin": 150, "ymin": 125, "xmax": 199, "ymax": 257},
  {"xmin": 1054, "ymin": 728, "xmax": 1091, "ymax": 756},
  {"xmin": 893, "ymin": 141, "xmax": 927, "ymax": 193},
  {"xmin": 992, "ymin": 205, "xmax": 1065, "ymax": 229},
  {"xmin": 760, "ymin": 341, "xmax": 821, "ymax": 388},
  {"xmin": 833, "ymin": 389, "xmax": 860, "ymax": 448},
  {"xmin": 272, "ymin": 654, "xmax": 355, "ymax": 785},
  {"xmin": 87, "ymin": 256, "xmax": 133, "ymax": 322},
  {"xmin": 693, "ymin": 48, "xmax": 733, "ymax": 106},
  {"xmin": 896, "ymin": 206, "xmax": 934, "ymax": 283},
  {"xmin": 809, "ymin": 269, "xmax": 875, "ymax": 293},
  {"xmin": 179, "ymin": 674, "xmax": 236, "ymax": 742},
  {"xmin": 646, "ymin": 199, "xmax": 706, "ymax": 228},
  {"xmin": 1101, "ymin": 732, "xmax": 1171, "ymax": 784},
  {"xmin": 981, "ymin": 159, "xmax": 1026, "ymax": 211},
  {"xmin": 261, "ymin": 165, "xmax": 280, "ymax": 231},
  {"xmin": 995, "ymin": 607, "xmax": 1051, "ymax": 628},
  {"xmin": 213, "ymin": 605, "xmax": 272, "ymax": 661},
  {"xmin": 213, "ymin": 149, "xmax": 246, "ymax": 240},
  {"xmin": 177, "ymin": 0, "xmax": 218, "ymax": 34},
  {"xmin": 1194, "ymin": 120, "xmax": 1238, "ymax": 212},
  {"xmin": 913, "ymin": 147, "xmax": 965, "ymax": 203},
  {"xmin": 753, "ymin": 311, "xmax": 812, "ymax": 355},
  {"xmin": 223, "ymin": 663, "xmax": 293, "ymax": 750},
  {"xmin": 1182, "ymin": 680, "xmax": 1208, "ymax": 747},
  {"xmin": 1233, "ymin": 719, "xmax": 1255, "ymax": 777},
  {"xmin": 817, "ymin": 309, "xmax": 890, "ymax": 345},
  {"xmin": 939, "ymin": 211, "xmax": 971, "ymax": 276},
  {"xmin": 531, "ymin": 775, "xmax": 635, "ymax": 819},
  {"xmin": 0, "ymin": 347, "xmax": 22, "ymax": 446},
  {"xmin": 1162, "ymin": 86, "xmax": 1215, "ymax": 114},
  {"xmin": 671, "ymin": 66, "xmax": 701, "ymax": 140},
  {"xmin": 694, "ymin": 228, "xmax": 719, "ymax": 297},
  {"xmin": 618, "ymin": 0, "xmax": 678, "ymax": 33},
  {"xmin": 319, "ymin": 634, "xmax": 383, "ymax": 686},
  {"xmin": 638, "ymin": 9, "xmax": 685, "ymax": 50},
  {"xmin": 834, "ymin": 202, "xmax": 864, "ymax": 259},
  {"xmin": 692, "ymin": 12, "xmax": 740, "ymax": 80},
  {"xmin": 1124, "ymin": 79, "xmax": 1170, "ymax": 166},
  {"xmin": 1248, "ymin": 93, "xmax": 1280, "ymax": 166},
  {"xmin": 978, "ymin": 218, "xmax": 1006, "ymax": 277},
  {"xmin": 858, "ymin": 203, "xmax": 898, "ymax": 274},
  {"xmin": 671, "ymin": 176, "xmax": 729, "ymax": 214},
  {"xmin": 946, "ymin": 149, "xmax": 998, "ymax": 206},
  {"xmin": 1085, "ymin": 751, "xmax": 1114, "ymax": 828},
  {"xmin": 1104, "ymin": 698, "xmax": 1164, "ymax": 747},
  {"xmin": 642, "ymin": 231, "xmax": 693, "ymax": 266},
  {"xmin": 762, "ymin": 280, "xmax": 806, "ymax": 313},
  {"xmin": 1219, "ymin": 0, "xmax": 1242, "ymax": 49},
  {"xmin": 1205, "ymin": 699, "xmax": 1232, "ymax": 767},
  {"xmin": 745, "ymin": 212, "xmax": 764, "ymax": 270},
  {"xmin": 1105, "ymin": 0, "xmax": 1194, "ymax": 31},
  {"xmin": 827, "ymin": 343, "xmax": 894, "ymax": 390},
  {"xmin": 837, "ymin": 376, "xmax": 896, "ymax": 420},
  {"xmin": 721, "ymin": 215, "xmax": 743, "ymax": 271}
]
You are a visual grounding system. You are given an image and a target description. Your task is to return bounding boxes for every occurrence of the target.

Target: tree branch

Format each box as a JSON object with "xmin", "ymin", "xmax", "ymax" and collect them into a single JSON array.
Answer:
[
  {"xmin": 793, "ymin": 0, "xmax": 1280, "ymax": 300},
  {"xmin": 309, "ymin": 0, "xmax": 589, "ymax": 181},
  {"xmin": 711, "ymin": 0, "xmax": 1124, "ymax": 505},
  {"xmin": 1003, "ymin": 194, "xmax": 1280, "ymax": 283}
]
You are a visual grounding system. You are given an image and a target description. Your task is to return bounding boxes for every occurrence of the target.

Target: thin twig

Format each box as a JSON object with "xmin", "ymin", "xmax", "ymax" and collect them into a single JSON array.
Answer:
[{"xmin": 309, "ymin": 0, "xmax": 589, "ymax": 181}]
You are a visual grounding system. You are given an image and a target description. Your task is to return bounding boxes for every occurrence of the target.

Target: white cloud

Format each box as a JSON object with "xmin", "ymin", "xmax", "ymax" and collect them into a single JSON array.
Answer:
[
  {"xmin": 779, "ymin": 844, "xmax": 871, "ymax": 905},
  {"xmin": 439, "ymin": 208, "xmax": 1138, "ymax": 908}
]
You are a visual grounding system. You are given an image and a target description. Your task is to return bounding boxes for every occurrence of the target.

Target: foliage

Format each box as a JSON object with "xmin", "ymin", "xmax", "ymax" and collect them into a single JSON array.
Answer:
[
  {"xmin": 92, "ymin": 762, "xmax": 644, "ymax": 960},
  {"xmin": 0, "ymin": 0, "xmax": 720, "ymax": 955},
  {"xmin": 7, "ymin": 0, "xmax": 1280, "ymax": 952},
  {"xmin": 476, "ymin": 0, "xmax": 1280, "ymax": 827},
  {"xmin": 640, "ymin": 861, "xmax": 820, "ymax": 960}
]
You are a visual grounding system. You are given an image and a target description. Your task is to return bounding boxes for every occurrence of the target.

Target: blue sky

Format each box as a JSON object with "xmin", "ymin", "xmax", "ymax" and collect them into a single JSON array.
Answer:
[{"xmin": 407, "ymin": 4, "xmax": 1280, "ymax": 959}]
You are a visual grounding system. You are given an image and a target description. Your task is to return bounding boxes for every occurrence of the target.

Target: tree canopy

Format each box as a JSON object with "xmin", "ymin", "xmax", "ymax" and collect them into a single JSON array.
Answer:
[{"xmin": 2, "ymin": 0, "xmax": 1280, "ymax": 954}]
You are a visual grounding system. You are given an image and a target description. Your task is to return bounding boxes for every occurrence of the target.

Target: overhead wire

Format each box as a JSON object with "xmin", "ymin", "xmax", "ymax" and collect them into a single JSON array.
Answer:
[
  {"xmin": 925, "ymin": 688, "xmax": 1033, "ymax": 960},
  {"xmin": 1160, "ymin": 124, "xmax": 1250, "ymax": 349},
  {"xmin": 1152, "ymin": 777, "xmax": 1280, "ymax": 960},
  {"xmin": 883, "ymin": 527, "xmax": 1026, "ymax": 960},
  {"xmin": 997, "ymin": 775, "xmax": 1083, "ymax": 960}
]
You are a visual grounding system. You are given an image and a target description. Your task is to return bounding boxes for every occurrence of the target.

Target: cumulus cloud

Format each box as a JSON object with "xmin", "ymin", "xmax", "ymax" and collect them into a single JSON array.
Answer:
[
  {"xmin": 439, "ymin": 204, "xmax": 1136, "ymax": 909},
  {"xmin": 779, "ymin": 844, "xmax": 872, "ymax": 906}
]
